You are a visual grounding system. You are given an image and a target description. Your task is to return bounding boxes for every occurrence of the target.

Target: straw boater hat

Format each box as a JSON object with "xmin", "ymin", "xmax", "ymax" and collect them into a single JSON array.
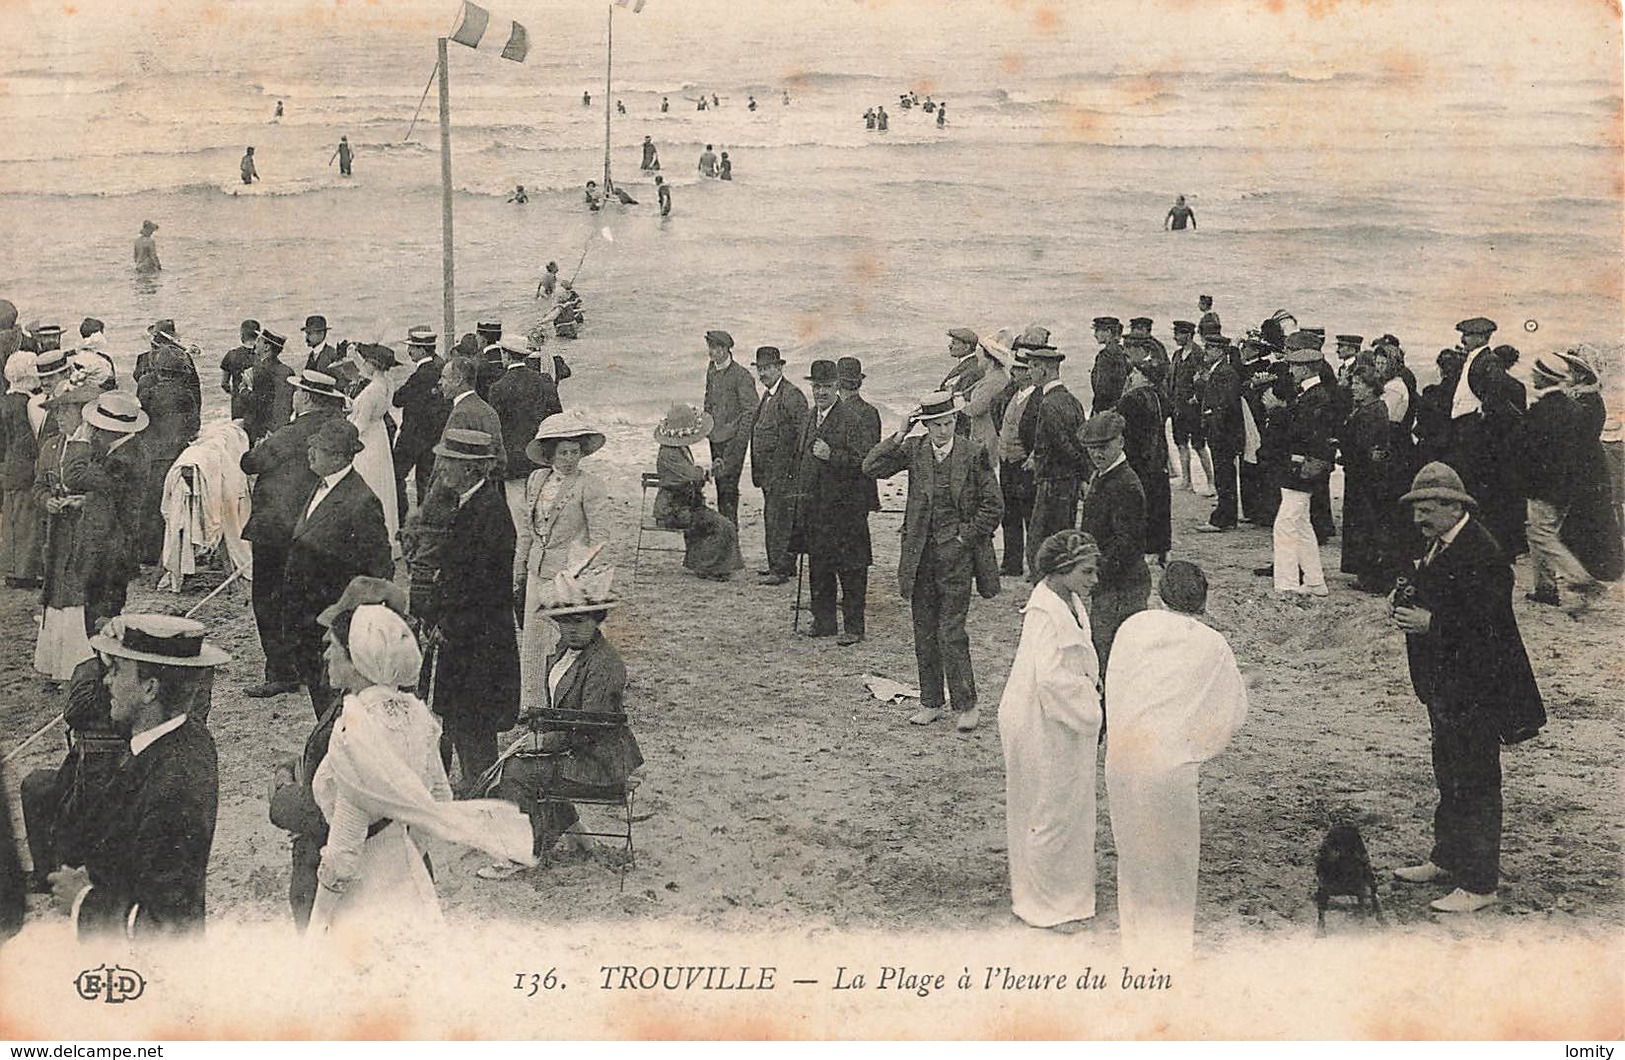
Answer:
[
  {"xmin": 526, "ymin": 410, "xmax": 606, "ymax": 465},
  {"xmin": 1531, "ymin": 352, "xmax": 1573, "ymax": 388},
  {"xmin": 982, "ymin": 326, "xmax": 1019, "ymax": 362},
  {"xmin": 406, "ymin": 326, "xmax": 437, "ymax": 351},
  {"xmin": 83, "ymin": 391, "xmax": 149, "ymax": 434},
  {"xmin": 433, "ymin": 428, "xmax": 498, "ymax": 462},
  {"xmin": 1012, "ymin": 325, "xmax": 1061, "ymax": 359},
  {"xmin": 653, "ymin": 403, "xmax": 713, "ymax": 446},
  {"xmin": 912, "ymin": 392, "xmax": 960, "ymax": 422},
  {"xmin": 288, "ymin": 369, "xmax": 351, "ymax": 406},
  {"xmin": 1399, "ymin": 461, "xmax": 1477, "ymax": 507},
  {"xmin": 90, "ymin": 614, "xmax": 230, "ymax": 668},
  {"xmin": 1560, "ymin": 351, "xmax": 1599, "ymax": 387},
  {"xmin": 530, "ymin": 566, "xmax": 620, "ymax": 618},
  {"xmin": 33, "ymin": 349, "xmax": 69, "ymax": 377}
]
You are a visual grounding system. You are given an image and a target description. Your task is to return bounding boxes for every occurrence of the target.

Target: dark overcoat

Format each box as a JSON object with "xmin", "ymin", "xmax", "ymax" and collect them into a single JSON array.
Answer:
[
  {"xmin": 425, "ymin": 480, "xmax": 520, "ymax": 734},
  {"xmin": 1117, "ymin": 382, "xmax": 1170, "ymax": 555},
  {"xmin": 241, "ymin": 409, "xmax": 342, "ymax": 547},
  {"xmin": 1079, "ymin": 458, "xmax": 1149, "ymax": 593},
  {"xmin": 392, "ymin": 355, "xmax": 450, "ymax": 464},
  {"xmin": 280, "ymin": 469, "xmax": 393, "ymax": 664},
  {"xmin": 64, "ymin": 436, "xmax": 145, "ymax": 590},
  {"xmin": 790, "ymin": 401, "xmax": 872, "ymax": 567},
  {"xmin": 748, "ymin": 379, "xmax": 808, "ymax": 493},
  {"xmin": 489, "ymin": 365, "xmax": 562, "ymax": 479}
]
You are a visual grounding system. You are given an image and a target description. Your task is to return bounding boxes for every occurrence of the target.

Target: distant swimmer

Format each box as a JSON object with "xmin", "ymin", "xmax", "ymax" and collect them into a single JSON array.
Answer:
[
  {"xmin": 719, "ymin": 152, "xmax": 732, "ymax": 181},
  {"xmin": 1165, "ymin": 194, "xmax": 1196, "ymax": 231},
  {"xmin": 923, "ymin": 96, "xmax": 936, "ymax": 113},
  {"xmin": 748, "ymin": 95, "xmax": 757, "ymax": 112},
  {"xmin": 616, "ymin": 99, "xmax": 627, "ymax": 115},
  {"xmin": 240, "ymin": 146, "xmax": 259, "ymax": 185},
  {"xmin": 936, "ymin": 102, "xmax": 947, "ymax": 128},
  {"xmin": 696, "ymin": 96, "xmax": 708, "ymax": 111},
  {"xmin": 509, "ymin": 184, "xmax": 529, "ymax": 204},
  {"xmin": 641, "ymin": 135, "xmax": 660, "ymax": 171},
  {"xmin": 133, "ymin": 220, "xmax": 161, "ymax": 273},
  {"xmin": 584, "ymin": 180, "xmax": 603, "ymax": 211},
  {"xmin": 898, "ymin": 93, "xmax": 912, "ymax": 110},
  {"xmin": 711, "ymin": 93, "xmax": 719, "ymax": 108},
  {"xmin": 782, "ymin": 89, "xmax": 790, "ymax": 105},
  {"xmin": 909, "ymin": 90, "xmax": 920, "ymax": 106},
  {"xmin": 876, "ymin": 106, "xmax": 889, "ymax": 132},
  {"xmin": 274, "ymin": 100, "xmax": 283, "ymax": 120},
  {"xmin": 537, "ymin": 260, "xmax": 559, "ymax": 299},
  {"xmin": 661, "ymin": 96, "xmax": 670, "ymax": 112},
  {"xmin": 698, "ymin": 143, "xmax": 718, "ymax": 178},
  {"xmin": 583, "ymin": 90, "xmax": 592, "ymax": 106},
  {"xmin": 608, "ymin": 180, "xmax": 638, "ymax": 205},
  {"xmin": 334, "ymin": 135, "xmax": 353, "ymax": 177},
  {"xmin": 864, "ymin": 107, "xmax": 876, "ymax": 130},
  {"xmin": 656, "ymin": 175, "xmax": 671, "ymax": 217}
]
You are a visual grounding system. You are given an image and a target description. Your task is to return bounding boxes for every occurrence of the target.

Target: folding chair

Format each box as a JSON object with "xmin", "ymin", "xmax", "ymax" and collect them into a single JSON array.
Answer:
[
  {"xmin": 633, "ymin": 471, "xmax": 685, "ymax": 584},
  {"xmin": 518, "ymin": 707, "xmax": 639, "ymax": 890}
]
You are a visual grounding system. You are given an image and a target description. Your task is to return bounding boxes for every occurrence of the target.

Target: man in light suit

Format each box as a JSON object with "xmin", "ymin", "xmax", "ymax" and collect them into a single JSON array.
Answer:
[
  {"xmin": 437, "ymin": 355, "xmax": 507, "ymax": 479},
  {"xmin": 863, "ymin": 392, "xmax": 1003, "ymax": 731},
  {"xmin": 791, "ymin": 360, "xmax": 872, "ymax": 645},
  {"xmin": 746, "ymin": 346, "xmax": 808, "ymax": 585},
  {"xmin": 280, "ymin": 418, "xmax": 393, "ymax": 718},
  {"xmin": 48, "ymin": 614, "xmax": 227, "ymax": 939}
]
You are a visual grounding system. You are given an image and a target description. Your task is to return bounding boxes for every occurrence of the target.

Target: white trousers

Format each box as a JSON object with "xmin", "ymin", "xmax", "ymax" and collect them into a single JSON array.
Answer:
[
  {"xmin": 1526, "ymin": 498, "xmax": 1593, "ymax": 593},
  {"xmin": 1272, "ymin": 488, "xmax": 1325, "ymax": 591}
]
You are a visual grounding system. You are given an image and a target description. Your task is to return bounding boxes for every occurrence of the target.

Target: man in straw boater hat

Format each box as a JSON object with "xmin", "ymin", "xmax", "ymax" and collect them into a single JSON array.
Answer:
[
  {"xmin": 1441, "ymin": 316, "xmax": 1528, "ymax": 559},
  {"xmin": 701, "ymin": 328, "xmax": 758, "ymax": 528},
  {"xmin": 280, "ymin": 417, "xmax": 392, "ymax": 719},
  {"xmin": 747, "ymin": 345, "xmax": 808, "ymax": 585},
  {"xmin": 1519, "ymin": 351, "xmax": 1609, "ymax": 613},
  {"xmin": 72, "ymin": 391, "xmax": 149, "ymax": 628},
  {"xmin": 792, "ymin": 360, "xmax": 872, "ymax": 642},
  {"xmin": 1016, "ymin": 326, "xmax": 1091, "ymax": 580},
  {"xmin": 415, "ymin": 429, "xmax": 520, "ymax": 793},
  {"xmin": 1076, "ymin": 410, "xmax": 1150, "ymax": 678},
  {"xmin": 863, "ymin": 391, "xmax": 1002, "ymax": 731},
  {"xmin": 476, "ymin": 566, "xmax": 642, "ymax": 879},
  {"xmin": 47, "ymin": 613, "xmax": 227, "ymax": 938},
  {"xmin": 1389, "ymin": 461, "xmax": 1543, "ymax": 914},
  {"xmin": 489, "ymin": 335, "xmax": 562, "ymax": 532},
  {"xmin": 240, "ymin": 370, "xmax": 351, "ymax": 698},
  {"xmin": 240, "ymin": 325, "xmax": 294, "ymax": 445},
  {"xmin": 391, "ymin": 325, "xmax": 451, "ymax": 521}
]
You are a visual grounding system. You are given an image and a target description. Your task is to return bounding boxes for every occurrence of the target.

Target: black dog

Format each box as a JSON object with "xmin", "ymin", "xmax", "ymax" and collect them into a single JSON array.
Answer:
[{"xmin": 1314, "ymin": 824, "xmax": 1385, "ymax": 934}]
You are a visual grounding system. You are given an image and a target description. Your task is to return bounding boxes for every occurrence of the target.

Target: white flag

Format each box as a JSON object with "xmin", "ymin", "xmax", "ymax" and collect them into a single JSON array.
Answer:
[{"xmin": 449, "ymin": 1, "xmax": 530, "ymax": 62}]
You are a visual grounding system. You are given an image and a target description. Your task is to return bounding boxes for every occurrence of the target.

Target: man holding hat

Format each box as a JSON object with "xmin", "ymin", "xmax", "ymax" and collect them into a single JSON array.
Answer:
[
  {"xmin": 133, "ymin": 220, "xmax": 161, "ymax": 273},
  {"xmin": 489, "ymin": 337, "xmax": 563, "ymax": 531},
  {"xmin": 281, "ymin": 417, "xmax": 393, "ymax": 718},
  {"xmin": 702, "ymin": 329, "xmax": 758, "ymax": 527},
  {"xmin": 834, "ymin": 356, "xmax": 883, "ymax": 515},
  {"xmin": 241, "ymin": 326, "xmax": 293, "ymax": 444},
  {"xmin": 746, "ymin": 345, "xmax": 808, "ymax": 585},
  {"xmin": 438, "ymin": 355, "xmax": 507, "ymax": 479},
  {"xmin": 1169, "ymin": 320, "xmax": 1214, "ymax": 494},
  {"xmin": 1390, "ymin": 461, "xmax": 1543, "ymax": 913},
  {"xmin": 1078, "ymin": 410, "xmax": 1150, "ymax": 675},
  {"xmin": 1442, "ymin": 316, "xmax": 1527, "ymax": 558},
  {"xmin": 391, "ymin": 326, "xmax": 451, "ymax": 521},
  {"xmin": 48, "ymin": 614, "xmax": 226, "ymax": 938},
  {"xmin": 1018, "ymin": 327, "xmax": 1091, "ymax": 579},
  {"xmin": 864, "ymin": 391, "xmax": 1003, "ymax": 730},
  {"xmin": 418, "ymin": 429, "xmax": 520, "ymax": 792},
  {"xmin": 1090, "ymin": 317, "xmax": 1130, "ymax": 413},
  {"xmin": 240, "ymin": 370, "xmax": 351, "ymax": 698},
  {"xmin": 68, "ymin": 392, "xmax": 149, "ymax": 628},
  {"xmin": 792, "ymin": 360, "xmax": 872, "ymax": 644}
]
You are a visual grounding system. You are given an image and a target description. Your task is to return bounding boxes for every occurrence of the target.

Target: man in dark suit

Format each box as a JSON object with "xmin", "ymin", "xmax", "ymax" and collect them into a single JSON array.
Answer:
[
  {"xmin": 488, "ymin": 338, "xmax": 563, "ymax": 530},
  {"xmin": 135, "ymin": 344, "xmax": 202, "ymax": 564},
  {"xmin": 1391, "ymin": 462, "xmax": 1543, "ymax": 914},
  {"xmin": 48, "ymin": 614, "xmax": 226, "ymax": 939},
  {"xmin": 391, "ymin": 326, "xmax": 451, "ymax": 521},
  {"xmin": 240, "ymin": 327, "xmax": 294, "ymax": 445},
  {"xmin": 482, "ymin": 598, "xmax": 641, "ymax": 874},
  {"xmin": 1521, "ymin": 352, "xmax": 1606, "ymax": 611},
  {"xmin": 791, "ymin": 360, "xmax": 872, "ymax": 645},
  {"xmin": 300, "ymin": 314, "xmax": 357, "ymax": 394},
  {"xmin": 1270, "ymin": 334, "xmax": 1338, "ymax": 596},
  {"xmin": 995, "ymin": 348, "xmax": 1038, "ymax": 576},
  {"xmin": 835, "ymin": 357, "xmax": 883, "ymax": 514},
  {"xmin": 1089, "ymin": 316, "xmax": 1130, "ymax": 413},
  {"xmin": 1117, "ymin": 359, "xmax": 1170, "ymax": 561},
  {"xmin": 1196, "ymin": 334, "xmax": 1244, "ymax": 532},
  {"xmin": 70, "ymin": 392, "xmax": 149, "ymax": 632},
  {"xmin": 702, "ymin": 329, "xmax": 758, "ymax": 526},
  {"xmin": 418, "ymin": 429, "xmax": 520, "ymax": 792},
  {"xmin": 746, "ymin": 345, "xmax": 808, "ymax": 585},
  {"xmin": 20, "ymin": 658, "xmax": 119, "ymax": 894},
  {"xmin": 438, "ymin": 356, "xmax": 506, "ymax": 479},
  {"xmin": 1019, "ymin": 327, "xmax": 1092, "ymax": 579},
  {"xmin": 1077, "ymin": 411, "xmax": 1150, "ymax": 675},
  {"xmin": 240, "ymin": 370, "xmax": 349, "ymax": 698},
  {"xmin": 1441, "ymin": 317, "xmax": 1527, "ymax": 558},
  {"xmin": 281, "ymin": 418, "xmax": 393, "ymax": 718},
  {"xmin": 864, "ymin": 392, "xmax": 1002, "ymax": 731}
]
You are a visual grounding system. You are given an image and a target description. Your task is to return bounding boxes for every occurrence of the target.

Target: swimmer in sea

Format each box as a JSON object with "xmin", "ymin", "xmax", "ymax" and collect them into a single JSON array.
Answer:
[
  {"xmin": 656, "ymin": 176, "xmax": 671, "ymax": 217},
  {"xmin": 698, "ymin": 144, "xmax": 718, "ymax": 179},
  {"xmin": 719, "ymin": 152, "xmax": 732, "ymax": 181},
  {"xmin": 661, "ymin": 96, "xmax": 670, "ymax": 112},
  {"xmin": 133, "ymin": 220, "xmax": 161, "ymax": 273},
  {"xmin": 617, "ymin": 100, "xmax": 626, "ymax": 115},
  {"xmin": 584, "ymin": 180, "xmax": 603, "ymax": 211},
  {"xmin": 1165, "ymin": 195, "xmax": 1196, "ymax": 231},
  {"xmin": 537, "ymin": 260, "xmax": 559, "ymax": 299},
  {"xmin": 509, "ymin": 185, "xmax": 529, "ymax": 204},
  {"xmin": 748, "ymin": 95, "xmax": 757, "ymax": 112},
  {"xmin": 241, "ymin": 146, "xmax": 259, "ymax": 185},
  {"xmin": 583, "ymin": 90, "xmax": 592, "ymax": 106},
  {"xmin": 274, "ymin": 101, "xmax": 283, "ymax": 120},
  {"xmin": 641, "ymin": 136, "xmax": 660, "ymax": 172},
  {"xmin": 936, "ymin": 102, "xmax": 947, "ymax": 128}
]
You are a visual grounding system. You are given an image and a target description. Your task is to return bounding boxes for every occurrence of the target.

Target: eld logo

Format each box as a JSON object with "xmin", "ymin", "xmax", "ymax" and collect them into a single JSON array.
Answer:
[{"xmin": 73, "ymin": 964, "xmax": 146, "ymax": 1004}]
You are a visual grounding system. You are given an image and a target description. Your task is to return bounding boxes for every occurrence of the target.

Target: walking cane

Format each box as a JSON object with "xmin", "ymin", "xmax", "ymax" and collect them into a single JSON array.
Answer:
[{"xmin": 792, "ymin": 552, "xmax": 804, "ymax": 632}]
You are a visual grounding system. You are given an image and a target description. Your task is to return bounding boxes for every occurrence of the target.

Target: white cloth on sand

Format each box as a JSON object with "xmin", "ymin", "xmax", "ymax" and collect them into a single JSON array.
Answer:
[
  {"xmin": 158, "ymin": 420, "xmax": 252, "ymax": 587},
  {"xmin": 997, "ymin": 580, "xmax": 1102, "ymax": 928},
  {"xmin": 1104, "ymin": 609, "xmax": 1247, "ymax": 958}
]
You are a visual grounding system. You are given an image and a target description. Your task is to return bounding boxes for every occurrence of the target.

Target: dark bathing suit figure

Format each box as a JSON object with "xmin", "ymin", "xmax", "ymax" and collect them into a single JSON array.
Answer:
[{"xmin": 1166, "ymin": 195, "xmax": 1196, "ymax": 230}]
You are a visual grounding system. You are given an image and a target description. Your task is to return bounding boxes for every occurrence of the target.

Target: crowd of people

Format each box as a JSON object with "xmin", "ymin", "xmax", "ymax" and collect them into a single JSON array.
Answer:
[{"xmin": 0, "ymin": 290, "xmax": 1618, "ymax": 953}]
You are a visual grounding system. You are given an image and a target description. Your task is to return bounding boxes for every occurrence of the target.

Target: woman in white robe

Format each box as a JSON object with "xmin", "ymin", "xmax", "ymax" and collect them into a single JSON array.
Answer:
[
  {"xmin": 998, "ymin": 529, "xmax": 1103, "ymax": 929},
  {"xmin": 308, "ymin": 593, "xmax": 535, "ymax": 938},
  {"xmin": 346, "ymin": 342, "xmax": 416, "ymax": 556},
  {"xmin": 1103, "ymin": 560, "xmax": 1247, "ymax": 959}
]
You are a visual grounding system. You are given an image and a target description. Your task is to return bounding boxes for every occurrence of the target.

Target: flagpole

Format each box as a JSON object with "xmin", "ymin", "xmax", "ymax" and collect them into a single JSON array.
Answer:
[
  {"xmin": 438, "ymin": 37, "xmax": 456, "ymax": 348},
  {"xmin": 603, "ymin": 2, "xmax": 613, "ymax": 193}
]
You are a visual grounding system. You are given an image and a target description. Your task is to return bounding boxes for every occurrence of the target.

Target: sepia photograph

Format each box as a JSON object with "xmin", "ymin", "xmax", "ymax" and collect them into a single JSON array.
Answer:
[{"xmin": 0, "ymin": 0, "xmax": 1620, "ymax": 1042}]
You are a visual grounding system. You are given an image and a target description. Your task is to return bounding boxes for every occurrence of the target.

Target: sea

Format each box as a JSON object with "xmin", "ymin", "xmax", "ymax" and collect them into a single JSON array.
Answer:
[{"xmin": 0, "ymin": 0, "xmax": 1620, "ymax": 424}]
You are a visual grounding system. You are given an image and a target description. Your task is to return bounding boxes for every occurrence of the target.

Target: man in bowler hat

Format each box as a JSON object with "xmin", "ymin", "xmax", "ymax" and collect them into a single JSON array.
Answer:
[
  {"xmin": 747, "ymin": 345, "xmax": 808, "ymax": 584},
  {"xmin": 792, "ymin": 360, "xmax": 872, "ymax": 644},
  {"xmin": 1018, "ymin": 327, "xmax": 1091, "ymax": 579}
]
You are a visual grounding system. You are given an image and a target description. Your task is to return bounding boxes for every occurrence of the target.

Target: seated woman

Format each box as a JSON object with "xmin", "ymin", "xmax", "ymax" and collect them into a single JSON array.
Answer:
[
  {"xmin": 652, "ymin": 403, "xmax": 743, "ymax": 581},
  {"xmin": 479, "ymin": 569, "xmax": 642, "ymax": 879},
  {"xmin": 308, "ymin": 585, "xmax": 534, "ymax": 935}
]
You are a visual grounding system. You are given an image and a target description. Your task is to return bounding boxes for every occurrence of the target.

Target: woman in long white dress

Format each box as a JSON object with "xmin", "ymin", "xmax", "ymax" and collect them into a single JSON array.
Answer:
[
  {"xmin": 308, "ymin": 586, "xmax": 535, "ymax": 937},
  {"xmin": 346, "ymin": 342, "xmax": 416, "ymax": 555},
  {"xmin": 998, "ymin": 529, "xmax": 1103, "ymax": 931},
  {"xmin": 514, "ymin": 410, "xmax": 610, "ymax": 709},
  {"xmin": 1104, "ymin": 561, "xmax": 1247, "ymax": 959}
]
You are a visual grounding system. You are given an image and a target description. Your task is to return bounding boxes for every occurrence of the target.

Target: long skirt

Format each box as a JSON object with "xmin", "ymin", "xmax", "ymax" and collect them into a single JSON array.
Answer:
[
  {"xmin": 660, "ymin": 503, "xmax": 743, "ymax": 578},
  {"xmin": 1108, "ymin": 761, "xmax": 1202, "ymax": 960},
  {"xmin": 0, "ymin": 488, "xmax": 42, "ymax": 580},
  {"xmin": 35, "ymin": 606, "xmax": 92, "ymax": 681}
]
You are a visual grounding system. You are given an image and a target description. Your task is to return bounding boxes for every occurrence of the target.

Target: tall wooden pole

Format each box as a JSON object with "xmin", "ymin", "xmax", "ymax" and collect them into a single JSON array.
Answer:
[
  {"xmin": 438, "ymin": 37, "xmax": 456, "ymax": 347},
  {"xmin": 602, "ymin": 3, "xmax": 613, "ymax": 192}
]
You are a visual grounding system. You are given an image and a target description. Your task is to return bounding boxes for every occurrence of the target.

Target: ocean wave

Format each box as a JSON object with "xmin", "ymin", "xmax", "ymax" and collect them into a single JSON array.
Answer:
[{"xmin": 0, "ymin": 75, "xmax": 131, "ymax": 96}]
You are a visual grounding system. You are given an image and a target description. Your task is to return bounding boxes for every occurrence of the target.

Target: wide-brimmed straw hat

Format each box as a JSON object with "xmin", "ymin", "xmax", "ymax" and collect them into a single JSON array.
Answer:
[
  {"xmin": 526, "ymin": 410, "xmax": 606, "ymax": 465},
  {"xmin": 83, "ymin": 391, "xmax": 149, "ymax": 434},
  {"xmin": 912, "ymin": 392, "xmax": 960, "ymax": 422},
  {"xmin": 531, "ymin": 566, "xmax": 620, "ymax": 618},
  {"xmin": 654, "ymin": 403, "xmax": 713, "ymax": 446},
  {"xmin": 90, "ymin": 614, "xmax": 230, "ymax": 668},
  {"xmin": 1400, "ymin": 461, "xmax": 1477, "ymax": 507}
]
